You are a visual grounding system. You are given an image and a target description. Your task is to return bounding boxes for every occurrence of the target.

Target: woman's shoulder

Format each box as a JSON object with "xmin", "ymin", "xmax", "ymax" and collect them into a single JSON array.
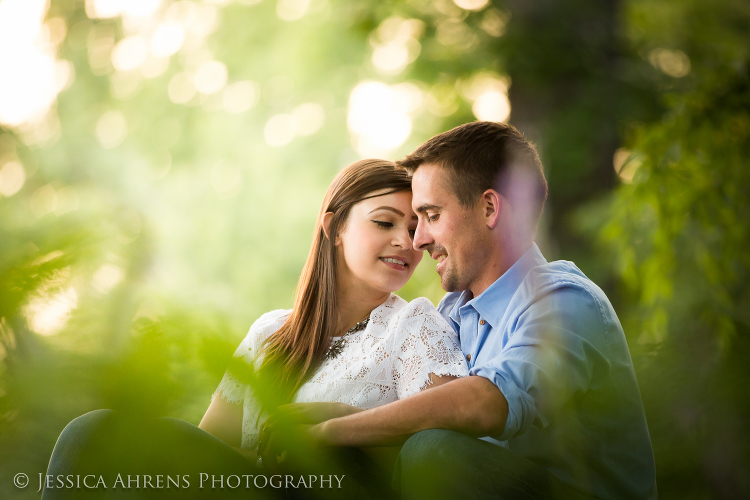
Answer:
[
  {"xmin": 233, "ymin": 309, "xmax": 291, "ymax": 360},
  {"xmin": 250, "ymin": 309, "xmax": 291, "ymax": 334},
  {"xmin": 378, "ymin": 294, "xmax": 441, "ymax": 320},
  {"xmin": 377, "ymin": 294, "xmax": 453, "ymax": 335}
]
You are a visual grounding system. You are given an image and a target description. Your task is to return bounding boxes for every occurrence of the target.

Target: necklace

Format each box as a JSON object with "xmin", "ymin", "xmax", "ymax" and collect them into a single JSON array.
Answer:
[{"xmin": 324, "ymin": 316, "xmax": 370, "ymax": 360}]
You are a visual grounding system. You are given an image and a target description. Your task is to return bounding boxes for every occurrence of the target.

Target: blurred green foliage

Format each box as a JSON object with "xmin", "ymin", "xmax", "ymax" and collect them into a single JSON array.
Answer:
[{"xmin": 1, "ymin": 0, "xmax": 748, "ymax": 498}]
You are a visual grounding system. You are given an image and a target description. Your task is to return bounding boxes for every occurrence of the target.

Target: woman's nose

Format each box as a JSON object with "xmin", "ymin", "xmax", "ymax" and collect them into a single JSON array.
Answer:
[{"xmin": 392, "ymin": 228, "xmax": 413, "ymax": 250}]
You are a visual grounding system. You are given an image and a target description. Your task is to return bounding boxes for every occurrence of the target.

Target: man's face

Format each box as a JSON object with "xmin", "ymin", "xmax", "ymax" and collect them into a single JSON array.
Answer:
[{"xmin": 411, "ymin": 164, "xmax": 488, "ymax": 294}]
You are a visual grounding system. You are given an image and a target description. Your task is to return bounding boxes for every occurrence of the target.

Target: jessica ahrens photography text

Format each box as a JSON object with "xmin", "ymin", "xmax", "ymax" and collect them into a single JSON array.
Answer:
[{"xmin": 33, "ymin": 473, "xmax": 345, "ymax": 492}]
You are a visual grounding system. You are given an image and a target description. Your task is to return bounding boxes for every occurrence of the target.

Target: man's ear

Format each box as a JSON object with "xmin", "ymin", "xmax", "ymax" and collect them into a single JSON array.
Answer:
[
  {"xmin": 321, "ymin": 212, "xmax": 338, "ymax": 243},
  {"xmin": 482, "ymin": 189, "xmax": 502, "ymax": 229}
]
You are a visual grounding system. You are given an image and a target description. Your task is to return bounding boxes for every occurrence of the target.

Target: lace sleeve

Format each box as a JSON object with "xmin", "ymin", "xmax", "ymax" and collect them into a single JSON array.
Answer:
[
  {"xmin": 212, "ymin": 334, "xmax": 255, "ymax": 405},
  {"xmin": 212, "ymin": 309, "xmax": 289, "ymax": 405},
  {"xmin": 390, "ymin": 297, "xmax": 469, "ymax": 400}
]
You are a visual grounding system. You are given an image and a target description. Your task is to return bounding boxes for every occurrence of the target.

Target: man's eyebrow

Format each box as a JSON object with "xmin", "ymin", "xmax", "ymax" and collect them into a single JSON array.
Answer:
[
  {"xmin": 414, "ymin": 204, "xmax": 440, "ymax": 214},
  {"xmin": 368, "ymin": 206, "xmax": 405, "ymax": 217}
]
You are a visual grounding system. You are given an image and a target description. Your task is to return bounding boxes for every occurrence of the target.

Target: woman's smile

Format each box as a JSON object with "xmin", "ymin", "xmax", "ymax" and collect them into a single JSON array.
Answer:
[{"xmin": 380, "ymin": 255, "xmax": 410, "ymax": 270}]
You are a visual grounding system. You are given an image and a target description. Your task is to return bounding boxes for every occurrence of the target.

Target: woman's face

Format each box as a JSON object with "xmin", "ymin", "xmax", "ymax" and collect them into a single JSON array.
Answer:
[{"xmin": 335, "ymin": 189, "xmax": 422, "ymax": 296}]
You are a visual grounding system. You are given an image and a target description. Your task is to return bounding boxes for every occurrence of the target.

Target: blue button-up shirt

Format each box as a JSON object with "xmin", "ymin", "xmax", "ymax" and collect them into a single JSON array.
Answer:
[{"xmin": 438, "ymin": 243, "xmax": 657, "ymax": 500}]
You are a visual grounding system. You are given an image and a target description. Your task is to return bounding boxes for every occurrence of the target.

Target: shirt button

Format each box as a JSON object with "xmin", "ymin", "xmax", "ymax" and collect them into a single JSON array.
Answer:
[
  {"xmin": 466, "ymin": 354, "xmax": 471, "ymax": 362},
  {"xmin": 479, "ymin": 319, "xmax": 486, "ymax": 325}
]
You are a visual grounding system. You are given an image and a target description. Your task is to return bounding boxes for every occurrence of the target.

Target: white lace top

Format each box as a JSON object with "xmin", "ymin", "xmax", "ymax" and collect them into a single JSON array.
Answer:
[{"xmin": 213, "ymin": 294, "xmax": 468, "ymax": 449}]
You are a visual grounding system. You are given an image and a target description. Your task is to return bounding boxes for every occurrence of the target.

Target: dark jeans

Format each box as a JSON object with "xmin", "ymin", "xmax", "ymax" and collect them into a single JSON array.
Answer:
[
  {"xmin": 45, "ymin": 411, "xmax": 591, "ymax": 500},
  {"xmin": 43, "ymin": 410, "xmax": 385, "ymax": 500},
  {"xmin": 395, "ymin": 429, "xmax": 591, "ymax": 500}
]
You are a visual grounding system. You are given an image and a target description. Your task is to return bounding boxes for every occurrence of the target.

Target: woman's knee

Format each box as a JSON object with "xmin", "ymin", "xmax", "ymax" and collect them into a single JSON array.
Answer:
[
  {"xmin": 47, "ymin": 409, "xmax": 119, "ymax": 476},
  {"xmin": 55, "ymin": 410, "xmax": 119, "ymax": 450}
]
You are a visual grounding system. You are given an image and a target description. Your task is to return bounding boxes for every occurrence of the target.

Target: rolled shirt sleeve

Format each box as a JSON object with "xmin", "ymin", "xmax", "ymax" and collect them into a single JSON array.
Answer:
[{"xmin": 472, "ymin": 282, "xmax": 612, "ymax": 440}]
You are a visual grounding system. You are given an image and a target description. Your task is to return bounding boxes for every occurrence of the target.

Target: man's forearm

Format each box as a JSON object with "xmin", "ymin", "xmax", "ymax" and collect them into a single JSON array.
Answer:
[{"xmin": 316, "ymin": 375, "xmax": 509, "ymax": 447}]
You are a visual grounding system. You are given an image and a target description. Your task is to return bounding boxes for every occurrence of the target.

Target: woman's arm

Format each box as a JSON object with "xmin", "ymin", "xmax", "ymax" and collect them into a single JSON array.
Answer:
[{"xmin": 199, "ymin": 396, "xmax": 243, "ymax": 448}]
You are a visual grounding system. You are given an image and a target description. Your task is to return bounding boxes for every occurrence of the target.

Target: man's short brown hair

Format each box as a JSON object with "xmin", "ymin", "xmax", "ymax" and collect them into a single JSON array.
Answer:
[{"xmin": 397, "ymin": 121, "xmax": 548, "ymax": 225}]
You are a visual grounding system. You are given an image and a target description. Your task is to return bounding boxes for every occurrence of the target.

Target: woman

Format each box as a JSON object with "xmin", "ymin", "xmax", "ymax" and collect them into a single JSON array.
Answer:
[
  {"xmin": 43, "ymin": 159, "xmax": 467, "ymax": 499},
  {"xmin": 200, "ymin": 159, "xmax": 467, "ymax": 464}
]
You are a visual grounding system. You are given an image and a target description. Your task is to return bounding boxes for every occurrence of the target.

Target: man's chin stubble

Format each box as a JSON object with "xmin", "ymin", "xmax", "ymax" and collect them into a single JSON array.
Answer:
[{"xmin": 440, "ymin": 270, "xmax": 461, "ymax": 293}]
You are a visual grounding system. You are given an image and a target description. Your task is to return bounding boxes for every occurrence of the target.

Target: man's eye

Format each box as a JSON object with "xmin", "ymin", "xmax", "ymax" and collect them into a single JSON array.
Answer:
[
  {"xmin": 373, "ymin": 220, "xmax": 393, "ymax": 228},
  {"xmin": 428, "ymin": 214, "xmax": 440, "ymax": 222}
]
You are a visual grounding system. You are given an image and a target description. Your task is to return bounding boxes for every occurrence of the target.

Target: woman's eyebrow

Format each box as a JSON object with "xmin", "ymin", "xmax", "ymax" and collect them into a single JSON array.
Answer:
[{"xmin": 368, "ymin": 206, "xmax": 405, "ymax": 216}]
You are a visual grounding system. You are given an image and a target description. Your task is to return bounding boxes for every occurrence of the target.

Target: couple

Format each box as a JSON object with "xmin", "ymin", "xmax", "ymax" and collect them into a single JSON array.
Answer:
[{"xmin": 45, "ymin": 122, "xmax": 656, "ymax": 500}]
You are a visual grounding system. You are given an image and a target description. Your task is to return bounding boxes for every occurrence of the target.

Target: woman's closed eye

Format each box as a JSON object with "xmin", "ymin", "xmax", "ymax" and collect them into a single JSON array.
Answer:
[{"xmin": 373, "ymin": 220, "xmax": 394, "ymax": 229}]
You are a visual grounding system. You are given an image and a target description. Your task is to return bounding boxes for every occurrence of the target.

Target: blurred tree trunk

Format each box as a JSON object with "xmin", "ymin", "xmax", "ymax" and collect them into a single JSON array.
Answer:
[{"xmin": 501, "ymin": 0, "xmax": 658, "ymax": 257}]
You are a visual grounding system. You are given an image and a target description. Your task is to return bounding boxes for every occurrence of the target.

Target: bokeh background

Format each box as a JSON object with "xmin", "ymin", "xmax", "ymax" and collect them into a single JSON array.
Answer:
[{"xmin": 1, "ymin": 0, "xmax": 748, "ymax": 498}]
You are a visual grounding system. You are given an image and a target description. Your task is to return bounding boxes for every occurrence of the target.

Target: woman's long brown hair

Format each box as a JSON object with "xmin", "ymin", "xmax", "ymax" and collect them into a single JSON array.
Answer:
[{"xmin": 255, "ymin": 159, "xmax": 412, "ymax": 405}]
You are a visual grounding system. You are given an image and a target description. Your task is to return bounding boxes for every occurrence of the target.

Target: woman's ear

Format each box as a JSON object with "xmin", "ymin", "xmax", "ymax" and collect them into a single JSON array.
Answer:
[{"xmin": 321, "ymin": 212, "xmax": 335, "ymax": 241}]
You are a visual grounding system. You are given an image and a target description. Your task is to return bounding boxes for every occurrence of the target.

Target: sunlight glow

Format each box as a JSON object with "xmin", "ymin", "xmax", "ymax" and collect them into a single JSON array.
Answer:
[
  {"xmin": 462, "ymin": 72, "xmax": 511, "ymax": 122},
  {"xmin": 85, "ymin": 0, "xmax": 124, "ymax": 19},
  {"xmin": 0, "ymin": 160, "xmax": 26, "ymax": 197},
  {"xmin": 193, "ymin": 61, "xmax": 228, "ymax": 94},
  {"xmin": 479, "ymin": 9, "xmax": 509, "ymax": 37},
  {"xmin": 93, "ymin": 264, "xmax": 125, "ymax": 293},
  {"xmin": 122, "ymin": 0, "xmax": 162, "ymax": 19},
  {"xmin": 370, "ymin": 17, "xmax": 423, "ymax": 75},
  {"xmin": 95, "ymin": 110, "xmax": 128, "ymax": 148},
  {"xmin": 649, "ymin": 48, "xmax": 690, "ymax": 78},
  {"xmin": 141, "ymin": 55, "xmax": 170, "ymax": 79},
  {"xmin": 25, "ymin": 287, "xmax": 78, "ymax": 336},
  {"xmin": 264, "ymin": 114, "xmax": 298, "ymax": 147},
  {"xmin": 223, "ymin": 81, "xmax": 260, "ymax": 114},
  {"xmin": 472, "ymin": 90, "xmax": 510, "ymax": 122},
  {"xmin": 453, "ymin": 0, "xmax": 489, "ymax": 11},
  {"xmin": 151, "ymin": 21, "xmax": 185, "ymax": 58},
  {"xmin": 292, "ymin": 103, "xmax": 325, "ymax": 136},
  {"xmin": 613, "ymin": 148, "xmax": 643, "ymax": 183},
  {"xmin": 112, "ymin": 35, "xmax": 149, "ymax": 71},
  {"xmin": 0, "ymin": 0, "xmax": 69, "ymax": 128},
  {"xmin": 348, "ymin": 81, "xmax": 421, "ymax": 157}
]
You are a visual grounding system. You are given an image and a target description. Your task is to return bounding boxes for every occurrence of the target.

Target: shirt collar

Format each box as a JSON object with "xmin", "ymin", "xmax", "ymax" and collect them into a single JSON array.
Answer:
[{"xmin": 449, "ymin": 243, "xmax": 547, "ymax": 328}]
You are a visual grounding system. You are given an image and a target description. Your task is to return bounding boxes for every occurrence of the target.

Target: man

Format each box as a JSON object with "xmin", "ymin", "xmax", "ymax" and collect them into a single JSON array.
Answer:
[{"xmin": 306, "ymin": 122, "xmax": 657, "ymax": 499}]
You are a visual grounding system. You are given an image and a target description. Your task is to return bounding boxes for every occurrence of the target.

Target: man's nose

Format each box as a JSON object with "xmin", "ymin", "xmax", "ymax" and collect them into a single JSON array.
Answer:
[{"xmin": 412, "ymin": 220, "xmax": 432, "ymax": 251}]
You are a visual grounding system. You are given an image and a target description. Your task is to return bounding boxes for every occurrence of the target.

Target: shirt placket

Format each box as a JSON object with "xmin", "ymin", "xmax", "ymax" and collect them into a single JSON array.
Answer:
[{"xmin": 459, "ymin": 307, "xmax": 481, "ymax": 369}]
